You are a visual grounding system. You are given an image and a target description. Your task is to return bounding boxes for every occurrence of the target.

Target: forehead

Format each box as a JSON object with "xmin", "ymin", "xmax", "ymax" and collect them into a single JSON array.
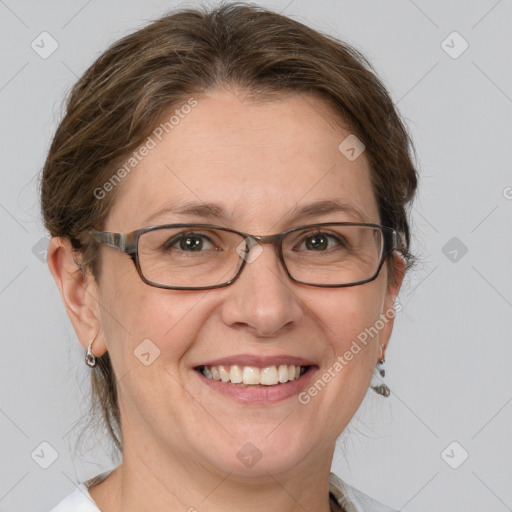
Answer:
[{"xmin": 106, "ymin": 88, "xmax": 379, "ymax": 232}]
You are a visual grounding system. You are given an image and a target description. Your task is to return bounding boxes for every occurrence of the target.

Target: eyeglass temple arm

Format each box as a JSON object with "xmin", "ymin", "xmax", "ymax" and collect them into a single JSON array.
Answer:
[
  {"xmin": 388, "ymin": 230, "xmax": 406, "ymax": 255},
  {"xmin": 88, "ymin": 230, "xmax": 128, "ymax": 253}
]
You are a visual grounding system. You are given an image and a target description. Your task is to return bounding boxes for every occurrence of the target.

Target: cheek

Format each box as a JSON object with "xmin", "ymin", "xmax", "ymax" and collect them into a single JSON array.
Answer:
[
  {"xmin": 295, "ymin": 286, "xmax": 388, "ymax": 436},
  {"xmin": 98, "ymin": 268, "xmax": 207, "ymax": 372},
  {"xmin": 317, "ymin": 284, "xmax": 385, "ymax": 343},
  {"xmin": 97, "ymin": 279, "xmax": 210, "ymax": 417},
  {"xmin": 311, "ymin": 283, "xmax": 387, "ymax": 382}
]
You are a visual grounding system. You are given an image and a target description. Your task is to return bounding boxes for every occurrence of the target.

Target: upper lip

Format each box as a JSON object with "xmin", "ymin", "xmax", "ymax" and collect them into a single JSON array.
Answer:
[{"xmin": 195, "ymin": 354, "xmax": 316, "ymax": 368}]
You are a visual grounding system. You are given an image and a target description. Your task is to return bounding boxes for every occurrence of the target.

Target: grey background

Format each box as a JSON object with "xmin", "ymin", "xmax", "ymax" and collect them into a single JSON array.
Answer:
[{"xmin": 1, "ymin": 0, "xmax": 511, "ymax": 510}]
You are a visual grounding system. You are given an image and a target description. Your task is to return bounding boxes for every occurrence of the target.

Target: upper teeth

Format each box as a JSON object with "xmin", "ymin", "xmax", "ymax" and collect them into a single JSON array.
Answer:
[{"xmin": 201, "ymin": 364, "xmax": 306, "ymax": 385}]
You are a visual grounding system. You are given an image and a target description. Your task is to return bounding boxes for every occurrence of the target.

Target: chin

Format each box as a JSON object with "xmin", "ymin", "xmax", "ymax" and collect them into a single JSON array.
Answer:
[{"xmin": 201, "ymin": 429, "xmax": 314, "ymax": 479}]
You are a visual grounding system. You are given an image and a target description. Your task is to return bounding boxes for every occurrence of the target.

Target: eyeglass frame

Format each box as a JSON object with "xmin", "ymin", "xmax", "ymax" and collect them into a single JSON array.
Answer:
[{"xmin": 86, "ymin": 222, "xmax": 400, "ymax": 291}]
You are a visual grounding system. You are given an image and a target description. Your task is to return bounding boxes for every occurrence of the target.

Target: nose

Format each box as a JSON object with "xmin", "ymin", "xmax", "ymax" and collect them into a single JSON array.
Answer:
[{"xmin": 219, "ymin": 241, "xmax": 303, "ymax": 337}]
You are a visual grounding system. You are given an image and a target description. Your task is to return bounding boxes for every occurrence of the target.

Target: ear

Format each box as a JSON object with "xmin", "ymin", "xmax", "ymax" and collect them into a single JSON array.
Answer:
[
  {"xmin": 47, "ymin": 237, "xmax": 108, "ymax": 358},
  {"xmin": 379, "ymin": 252, "xmax": 406, "ymax": 360}
]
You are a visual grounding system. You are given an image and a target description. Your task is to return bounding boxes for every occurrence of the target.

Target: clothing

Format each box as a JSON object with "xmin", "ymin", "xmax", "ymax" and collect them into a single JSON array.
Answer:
[{"xmin": 49, "ymin": 470, "xmax": 398, "ymax": 512}]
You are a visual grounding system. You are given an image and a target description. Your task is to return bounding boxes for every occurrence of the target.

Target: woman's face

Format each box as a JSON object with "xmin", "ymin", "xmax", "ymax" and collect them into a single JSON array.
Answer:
[{"xmin": 87, "ymin": 89, "xmax": 402, "ymax": 479}]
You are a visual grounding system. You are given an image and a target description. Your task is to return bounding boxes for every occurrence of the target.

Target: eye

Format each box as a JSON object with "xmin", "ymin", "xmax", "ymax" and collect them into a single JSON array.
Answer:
[
  {"xmin": 165, "ymin": 232, "xmax": 215, "ymax": 252},
  {"xmin": 298, "ymin": 231, "xmax": 347, "ymax": 251}
]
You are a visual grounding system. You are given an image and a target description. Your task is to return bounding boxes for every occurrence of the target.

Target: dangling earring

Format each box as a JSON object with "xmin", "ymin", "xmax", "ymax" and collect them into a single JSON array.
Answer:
[
  {"xmin": 85, "ymin": 340, "xmax": 96, "ymax": 368},
  {"xmin": 371, "ymin": 344, "xmax": 390, "ymax": 397}
]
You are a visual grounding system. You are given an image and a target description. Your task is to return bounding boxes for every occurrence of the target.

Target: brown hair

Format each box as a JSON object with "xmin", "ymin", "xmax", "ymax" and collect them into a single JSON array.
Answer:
[{"xmin": 41, "ymin": 2, "xmax": 418, "ymax": 457}]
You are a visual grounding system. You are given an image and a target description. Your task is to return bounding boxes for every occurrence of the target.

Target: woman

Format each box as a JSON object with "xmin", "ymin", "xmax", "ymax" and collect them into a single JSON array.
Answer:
[{"xmin": 43, "ymin": 3, "xmax": 417, "ymax": 511}]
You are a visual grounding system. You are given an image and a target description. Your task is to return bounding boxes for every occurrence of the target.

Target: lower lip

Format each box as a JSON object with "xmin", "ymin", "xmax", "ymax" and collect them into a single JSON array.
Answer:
[{"xmin": 194, "ymin": 366, "xmax": 318, "ymax": 404}]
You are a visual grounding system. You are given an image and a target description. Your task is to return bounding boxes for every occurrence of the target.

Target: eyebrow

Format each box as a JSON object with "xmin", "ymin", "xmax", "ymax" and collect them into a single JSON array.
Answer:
[
  {"xmin": 286, "ymin": 199, "xmax": 369, "ymax": 224},
  {"xmin": 142, "ymin": 202, "xmax": 225, "ymax": 225},
  {"xmin": 142, "ymin": 199, "xmax": 369, "ymax": 226}
]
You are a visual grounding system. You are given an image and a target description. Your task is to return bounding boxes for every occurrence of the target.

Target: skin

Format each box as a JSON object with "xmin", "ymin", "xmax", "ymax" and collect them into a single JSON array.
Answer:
[{"xmin": 48, "ymin": 88, "xmax": 404, "ymax": 512}]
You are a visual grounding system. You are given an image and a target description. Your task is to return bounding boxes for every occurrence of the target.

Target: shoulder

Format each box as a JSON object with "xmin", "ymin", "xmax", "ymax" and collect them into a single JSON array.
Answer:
[
  {"xmin": 329, "ymin": 472, "xmax": 399, "ymax": 512},
  {"xmin": 48, "ymin": 484, "xmax": 100, "ymax": 512},
  {"xmin": 48, "ymin": 470, "xmax": 112, "ymax": 512}
]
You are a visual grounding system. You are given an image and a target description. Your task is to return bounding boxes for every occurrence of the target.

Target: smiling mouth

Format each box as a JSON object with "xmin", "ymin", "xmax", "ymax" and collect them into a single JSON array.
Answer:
[{"xmin": 195, "ymin": 364, "xmax": 311, "ymax": 386}]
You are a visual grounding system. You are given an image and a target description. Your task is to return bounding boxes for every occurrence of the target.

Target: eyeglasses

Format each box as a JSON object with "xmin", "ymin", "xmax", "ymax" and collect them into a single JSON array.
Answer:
[{"xmin": 87, "ymin": 222, "xmax": 398, "ymax": 290}]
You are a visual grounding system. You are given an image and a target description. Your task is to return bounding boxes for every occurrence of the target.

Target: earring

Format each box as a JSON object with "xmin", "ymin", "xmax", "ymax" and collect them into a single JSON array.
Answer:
[
  {"xmin": 371, "ymin": 344, "xmax": 390, "ymax": 397},
  {"xmin": 85, "ymin": 340, "xmax": 96, "ymax": 368}
]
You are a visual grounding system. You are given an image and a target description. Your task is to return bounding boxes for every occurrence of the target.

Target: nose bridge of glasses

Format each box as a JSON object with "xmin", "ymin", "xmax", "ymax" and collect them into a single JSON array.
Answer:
[
  {"xmin": 234, "ymin": 233, "xmax": 286, "ymax": 270},
  {"xmin": 244, "ymin": 232, "xmax": 285, "ymax": 257}
]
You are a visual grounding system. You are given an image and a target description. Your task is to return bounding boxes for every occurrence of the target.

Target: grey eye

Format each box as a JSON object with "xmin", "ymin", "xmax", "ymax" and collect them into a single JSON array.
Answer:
[
  {"xmin": 166, "ymin": 233, "xmax": 215, "ymax": 252},
  {"xmin": 298, "ymin": 232, "xmax": 345, "ymax": 251}
]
